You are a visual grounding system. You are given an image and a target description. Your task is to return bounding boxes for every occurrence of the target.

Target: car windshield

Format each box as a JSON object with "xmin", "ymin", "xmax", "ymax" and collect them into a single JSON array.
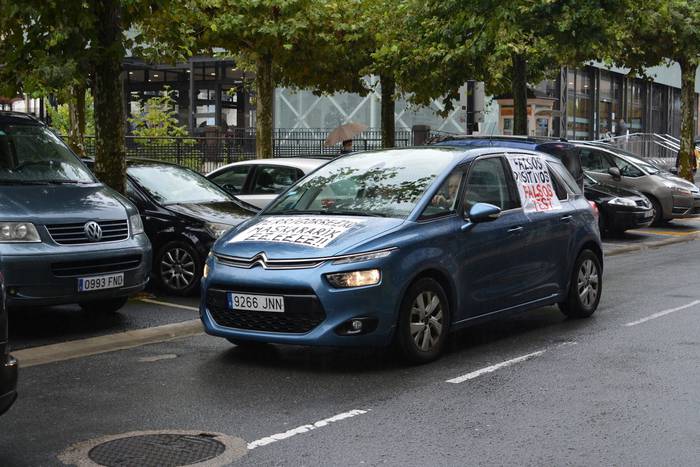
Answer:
[
  {"xmin": 265, "ymin": 149, "xmax": 456, "ymax": 218},
  {"xmin": 583, "ymin": 173, "xmax": 599, "ymax": 187},
  {"xmin": 129, "ymin": 164, "xmax": 231, "ymax": 205},
  {"xmin": 0, "ymin": 124, "xmax": 95, "ymax": 184}
]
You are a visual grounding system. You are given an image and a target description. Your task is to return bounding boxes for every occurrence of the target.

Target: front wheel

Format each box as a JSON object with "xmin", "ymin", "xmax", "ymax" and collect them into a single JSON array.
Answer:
[
  {"xmin": 395, "ymin": 277, "xmax": 450, "ymax": 364},
  {"xmin": 154, "ymin": 240, "xmax": 202, "ymax": 296},
  {"xmin": 79, "ymin": 296, "xmax": 128, "ymax": 313},
  {"xmin": 559, "ymin": 250, "xmax": 602, "ymax": 319},
  {"xmin": 648, "ymin": 196, "xmax": 664, "ymax": 226}
]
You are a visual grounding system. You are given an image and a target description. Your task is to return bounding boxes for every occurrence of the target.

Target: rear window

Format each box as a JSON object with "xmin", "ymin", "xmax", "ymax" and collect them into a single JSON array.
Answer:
[
  {"xmin": 548, "ymin": 160, "xmax": 582, "ymax": 195},
  {"xmin": 538, "ymin": 144, "xmax": 583, "ymax": 187}
]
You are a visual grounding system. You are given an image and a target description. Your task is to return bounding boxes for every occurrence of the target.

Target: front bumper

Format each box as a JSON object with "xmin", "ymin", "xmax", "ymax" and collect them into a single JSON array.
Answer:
[
  {"xmin": 605, "ymin": 206, "xmax": 654, "ymax": 231},
  {"xmin": 0, "ymin": 353, "xmax": 17, "ymax": 416},
  {"xmin": 200, "ymin": 259, "xmax": 400, "ymax": 347},
  {"xmin": 1, "ymin": 234, "xmax": 152, "ymax": 307},
  {"xmin": 669, "ymin": 193, "xmax": 700, "ymax": 218}
]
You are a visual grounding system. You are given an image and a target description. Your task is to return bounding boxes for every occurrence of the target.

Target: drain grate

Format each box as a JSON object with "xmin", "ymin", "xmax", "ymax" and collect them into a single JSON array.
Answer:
[{"xmin": 87, "ymin": 433, "xmax": 226, "ymax": 467}]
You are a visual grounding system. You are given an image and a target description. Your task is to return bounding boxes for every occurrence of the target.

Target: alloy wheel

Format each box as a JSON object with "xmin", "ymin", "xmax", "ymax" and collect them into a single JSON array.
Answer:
[
  {"xmin": 577, "ymin": 258, "xmax": 599, "ymax": 308},
  {"xmin": 160, "ymin": 247, "xmax": 196, "ymax": 290},
  {"xmin": 409, "ymin": 291, "xmax": 444, "ymax": 352}
]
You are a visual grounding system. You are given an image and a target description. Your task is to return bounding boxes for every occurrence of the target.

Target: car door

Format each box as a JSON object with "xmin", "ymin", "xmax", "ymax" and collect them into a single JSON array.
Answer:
[
  {"xmin": 208, "ymin": 164, "xmax": 252, "ymax": 197},
  {"xmin": 456, "ymin": 155, "xmax": 535, "ymax": 318},
  {"xmin": 579, "ymin": 147, "xmax": 618, "ymax": 184},
  {"xmin": 244, "ymin": 165, "xmax": 305, "ymax": 209}
]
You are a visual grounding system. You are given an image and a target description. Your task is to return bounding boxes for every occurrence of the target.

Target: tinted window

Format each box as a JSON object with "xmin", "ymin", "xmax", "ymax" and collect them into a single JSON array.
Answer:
[
  {"xmin": 266, "ymin": 149, "xmax": 456, "ymax": 218},
  {"xmin": 422, "ymin": 171, "xmax": 464, "ymax": 219},
  {"xmin": 251, "ymin": 166, "xmax": 304, "ymax": 195},
  {"xmin": 129, "ymin": 164, "xmax": 230, "ymax": 205},
  {"xmin": 210, "ymin": 165, "xmax": 250, "ymax": 194},
  {"xmin": 464, "ymin": 157, "xmax": 519, "ymax": 212},
  {"xmin": 539, "ymin": 144, "xmax": 582, "ymax": 185},
  {"xmin": 0, "ymin": 125, "xmax": 95, "ymax": 184},
  {"xmin": 580, "ymin": 148, "xmax": 615, "ymax": 173},
  {"xmin": 549, "ymin": 160, "xmax": 582, "ymax": 195},
  {"xmin": 548, "ymin": 168, "xmax": 568, "ymax": 200}
]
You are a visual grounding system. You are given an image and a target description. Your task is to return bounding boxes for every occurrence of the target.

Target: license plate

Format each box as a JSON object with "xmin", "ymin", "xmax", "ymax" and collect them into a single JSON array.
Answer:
[
  {"xmin": 227, "ymin": 292, "xmax": 285, "ymax": 313},
  {"xmin": 78, "ymin": 273, "xmax": 124, "ymax": 292}
]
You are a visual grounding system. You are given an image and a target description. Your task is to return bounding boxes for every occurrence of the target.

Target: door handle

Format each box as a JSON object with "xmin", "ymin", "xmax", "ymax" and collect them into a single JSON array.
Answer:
[
  {"xmin": 560, "ymin": 215, "xmax": 573, "ymax": 222},
  {"xmin": 507, "ymin": 226, "xmax": 524, "ymax": 234}
]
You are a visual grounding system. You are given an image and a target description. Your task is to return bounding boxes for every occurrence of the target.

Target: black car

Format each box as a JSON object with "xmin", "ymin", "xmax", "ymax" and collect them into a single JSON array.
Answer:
[
  {"xmin": 0, "ymin": 271, "xmax": 18, "ymax": 415},
  {"xmin": 86, "ymin": 159, "xmax": 258, "ymax": 295},
  {"xmin": 583, "ymin": 173, "xmax": 654, "ymax": 234}
]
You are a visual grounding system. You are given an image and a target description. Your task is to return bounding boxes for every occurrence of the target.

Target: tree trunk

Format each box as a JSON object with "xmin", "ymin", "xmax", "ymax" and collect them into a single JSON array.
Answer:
[
  {"xmin": 511, "ymin": 53, "xmax": 528, "ymax": 136},
  {"xmin": 93, "ymin": 0, "xmax": 127, "ymax": 193},
  {"xmin": 255, "ymin": 53, "xmax": 274, "ymax": 159},
  {"xmin": 678, "ymin": 60, "xmax": 696, "ymax": 183},
  {"xmin": 380, "ymin": 74, "xmax": 396, "ymax": 148},
  {"xmin": 67, "ymin": 85, "xmax": 86, "ymax": 157}
]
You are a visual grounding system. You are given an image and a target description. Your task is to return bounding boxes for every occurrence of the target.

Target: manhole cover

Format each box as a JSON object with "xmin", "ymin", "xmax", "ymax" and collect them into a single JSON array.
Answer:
[{"xmin": 87, "ymin": 433, "xmax": 225, "ymax": 467}]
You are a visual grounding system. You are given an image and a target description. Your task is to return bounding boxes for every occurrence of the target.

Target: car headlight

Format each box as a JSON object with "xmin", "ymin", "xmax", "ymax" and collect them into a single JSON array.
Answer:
[
  {"xmin": 205, "ymin": 222, "xmax": 233, "ymax": 238},
  {"xmin": 607, "ymin": 197, "xmax": 637, "ymax": 207},
  {"xmin": 672, "ymin": 186, "xmax": 692, "ymax": 195},
  {"xmin": 129, "ymin": 214, "xmax": 144, "ymax": 235},
  {"xmin": 331, "ymin": 248, "xmax": 396, "ymax": 265},
  {"xmin": 0, "ymin": 222, "xmax": 41, "ymax": 243},
  {"xmin": 326, "ymin": 269, "xmax": 381, "ymax": 288}
]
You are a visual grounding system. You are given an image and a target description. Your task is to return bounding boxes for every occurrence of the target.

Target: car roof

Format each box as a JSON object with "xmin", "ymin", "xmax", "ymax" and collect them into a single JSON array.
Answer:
[
  {"xmin": 207, "ymin": 157, "xmax": 330, "ymax": 175},
  {"xmin": 0, "ymin": 111, "xmax": 44, "ymax": 126},
  {"xmin": 431, "ymin": 134, "xmax": 575, "ymax": 151}
]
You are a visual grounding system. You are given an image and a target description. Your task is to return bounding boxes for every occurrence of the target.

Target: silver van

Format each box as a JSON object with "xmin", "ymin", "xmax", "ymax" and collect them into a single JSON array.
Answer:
[
  {"xmin": 577, "ymin": 143, "xmax": 700, "ymax": 225},
  {"xmin": 0, "ymin": 112, "xmax": 151, "ymax": 312}
]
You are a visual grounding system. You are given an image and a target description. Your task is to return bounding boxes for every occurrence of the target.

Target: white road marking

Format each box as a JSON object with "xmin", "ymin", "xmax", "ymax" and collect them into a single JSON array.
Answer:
[
  {"xmin": 138, "ymin": 298, "xmax": 199, "ymax": 311},
  {"xmin": 138, "ymin": 354, "xmax": 178, "ymax": 363},
  {"xmin": 247, "ymin": 409, "xmax": 369, "ymax": 450},
  {"xmin": 446, "ymin": 350, "xmax": 547, "ymax": 384},
  {"xmin": 624, "ymin": 300, "xmax": 700, "ymax": 327}
]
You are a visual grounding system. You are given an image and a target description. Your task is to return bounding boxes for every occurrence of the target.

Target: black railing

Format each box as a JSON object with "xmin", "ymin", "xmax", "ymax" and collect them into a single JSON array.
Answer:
[{"xmin": 78, "ymin": 128, "xmax": 422, "ymax": 173}]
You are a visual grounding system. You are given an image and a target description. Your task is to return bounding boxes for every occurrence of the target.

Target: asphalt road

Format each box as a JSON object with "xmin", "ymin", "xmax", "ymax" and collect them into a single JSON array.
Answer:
[{"xmin": 2, "ymin": 240, "xmax": 700, "ymax": 466}]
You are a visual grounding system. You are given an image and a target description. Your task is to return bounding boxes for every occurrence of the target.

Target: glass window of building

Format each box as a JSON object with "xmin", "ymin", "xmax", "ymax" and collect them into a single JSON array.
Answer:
[
  {"xmin": 651, "ymin": 84, "xmax": 667, "ymax": 134},
  {"xmin": 566, "ymin": 69, "xmax": 593, "ymax": 140},
  {"xmin": 599, "ymin": 71, "xmax": 622, "ymax": 137},
  {"xmin": 626, "ymin": 79, "xmax": 646, "ymax": 132}
]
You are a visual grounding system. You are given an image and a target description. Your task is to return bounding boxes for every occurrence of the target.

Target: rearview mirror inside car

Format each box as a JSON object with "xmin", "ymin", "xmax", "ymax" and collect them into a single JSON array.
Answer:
[
  {"xmin": 608, "ymin": 167, "xmax": 621, "ymax": 180},
  {"xmin": 467, "ymin": 203, "xmax": 502, "ymax": 223}
]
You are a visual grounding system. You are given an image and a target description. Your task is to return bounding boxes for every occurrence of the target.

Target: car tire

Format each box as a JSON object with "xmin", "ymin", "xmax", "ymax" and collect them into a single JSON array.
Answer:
[
  {"xmin": 647, "ymin": 195, "xmax": 664, "ymax": 226},
  {"xmin": 558, "ymin": 249, "xmax": 602, "ymax": 319},
  {"xmin": 79, "ymin": 296, "xmax": 128, "ymax": 313},
  {"xmin": 395, "ymin": 277, "xmax": 450, "ymax": 364},
  {"xmin": 154, "ymin": 240, "xmax": 202, "ymax": 296}
]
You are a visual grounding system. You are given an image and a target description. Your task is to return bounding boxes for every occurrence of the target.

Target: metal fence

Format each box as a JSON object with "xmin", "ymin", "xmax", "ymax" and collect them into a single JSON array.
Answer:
[
  {"xmin": 80, "ymin": 128, "xmax": 417, "ymax": 173},
  {"xmin": 591, "ymin": 133, "xmax": 682, "ymax": 170}
]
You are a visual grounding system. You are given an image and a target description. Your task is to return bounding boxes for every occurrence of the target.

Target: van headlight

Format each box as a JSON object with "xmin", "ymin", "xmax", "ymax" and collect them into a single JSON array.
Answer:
[
  {"xmin": 608, "ymin": 197, "xmax": 637, "ymax": 207},
  {"xmin": 0, "ymin": 222, "xmax": 41, "ymax": 243},
  {"xmin": 129, "ymin": 214, "xmax": 144, "ymax": 235},
  {"xmin": 326, "ymin": 269, "xmax": 381, "ymax": 288}
]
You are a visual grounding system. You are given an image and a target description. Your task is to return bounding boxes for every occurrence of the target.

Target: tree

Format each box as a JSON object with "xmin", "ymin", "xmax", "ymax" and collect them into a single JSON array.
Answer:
[
  {"xmin": 138, "ymin": 0, "xmax": 363, "ymax": 157},
  {"xmin": 607, "ymin": 0, "xmax": 700, "ymax": 182},
  {"xmin": 129, "ymin": 86, "xmax": 189, "ymax": 141},
  {"xmin": 47, "ymin": 92, "xmax": 96, "ymax": 139},
  {"xmin": 0, "ymin": 0, "xmax": 160, "ymax": 192}
]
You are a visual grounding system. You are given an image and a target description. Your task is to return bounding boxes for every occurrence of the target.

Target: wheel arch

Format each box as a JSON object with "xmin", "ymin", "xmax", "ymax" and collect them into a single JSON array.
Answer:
[{"xmin": 403, "ymin": 267, "xmax": 458, "ymax": 324}]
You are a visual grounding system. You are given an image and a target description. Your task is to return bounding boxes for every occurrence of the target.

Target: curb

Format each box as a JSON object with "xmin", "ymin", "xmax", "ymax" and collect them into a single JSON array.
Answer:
[
  {"xmin": 13, "ymin": 319, "xmax": 204, "ymax": 368},
  {"xmin": 605, "ymin": 232, "xmax": 700, "ymax": 257}
]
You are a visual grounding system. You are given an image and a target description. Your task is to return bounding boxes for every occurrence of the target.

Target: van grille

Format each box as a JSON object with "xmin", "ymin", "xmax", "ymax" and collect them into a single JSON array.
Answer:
[
  {"xmin": 46, "ymin": 220, "xmax": 129, "ymax": 245},
  {"xmin": 52, "ymin": 255, "xmax": 142, "ymax": 277}
]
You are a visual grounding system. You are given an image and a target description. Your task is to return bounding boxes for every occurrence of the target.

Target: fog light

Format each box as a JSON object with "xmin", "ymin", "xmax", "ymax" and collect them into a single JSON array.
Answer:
[{"xmin": 335, "ymin": 317, "xmax": 378, "ymax": 336}]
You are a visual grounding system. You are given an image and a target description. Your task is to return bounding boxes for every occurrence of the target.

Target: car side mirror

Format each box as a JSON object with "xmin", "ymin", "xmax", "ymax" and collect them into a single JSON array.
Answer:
[
  {"xmin": 467, "ymin": 203, "xmax": 502, "ymax": 223},
  {"xmin": 608, "ymin": 167, "xmax": 621, "ymax": 180}
]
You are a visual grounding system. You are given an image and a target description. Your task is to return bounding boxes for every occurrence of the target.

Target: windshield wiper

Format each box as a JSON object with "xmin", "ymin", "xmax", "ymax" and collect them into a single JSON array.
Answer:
[{"xmin": 0, "ymin": 180, "xmax": 52, "ymax": 185}]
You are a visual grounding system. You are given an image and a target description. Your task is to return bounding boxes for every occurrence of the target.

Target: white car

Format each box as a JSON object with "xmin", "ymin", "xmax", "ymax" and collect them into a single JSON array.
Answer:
[{"xmin": 206, "ymin": 158, "xmax": 328, "ymax": 209}]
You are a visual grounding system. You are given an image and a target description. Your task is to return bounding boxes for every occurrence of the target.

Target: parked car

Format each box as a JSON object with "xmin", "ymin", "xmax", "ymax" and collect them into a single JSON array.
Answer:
[
  {"xmin": 431, "ymin": 135, "xmax": 584, "ymax": 188},
  {"xmin": 0, "ymin": 271, "xmax": 17, "ymax": 416},
  {"xmin": 578, "ymin": 143, "xmax": 700, "ymax": 225},
  {"xmin": 206, "ymin": 158, "xmax": 328, "ymax": 209},
  {"xmin": 583, "ymin": 173, "xmax": 653, "ymax": 234},
  {"xmin": 200, "ymin": 147, "xmax": 602, "ymax": 363},
  {"xmin": 0, "ymin": 112, "xmax": 151, "ymax": 312},
  {"xmin": 85, "ymin": 159, "xmax": 259, "ymax": 295}
]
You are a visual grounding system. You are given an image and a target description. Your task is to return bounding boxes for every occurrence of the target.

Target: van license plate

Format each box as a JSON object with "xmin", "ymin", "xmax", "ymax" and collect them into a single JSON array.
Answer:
[
  {"xmin": 78, "ymin": 273, "xmax": 124, "ymax": 292},
  {"xmin": 228, "ymin": 293, "xmax": 285, "ymax": 313}
]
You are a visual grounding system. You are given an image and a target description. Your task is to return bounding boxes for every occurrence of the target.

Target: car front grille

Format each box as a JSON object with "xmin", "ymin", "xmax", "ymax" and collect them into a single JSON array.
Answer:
[
  {"xmin": 52, "ymin": 255, "xmax": 142, "ymax": 277},
  {"xmin": 46, "ymin": 220, "xmax": 129, "ymax": 245},
  {"xmin": 206, "ymin": 288, "xmax": 325, "ymax": 334}
]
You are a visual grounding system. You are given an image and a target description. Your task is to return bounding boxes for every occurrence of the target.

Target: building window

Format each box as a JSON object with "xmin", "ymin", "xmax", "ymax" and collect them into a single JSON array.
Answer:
[
  {"xmin": 566, "ymin": 68, "xmax": 593, "ymax": 140},
  {"xmin": 626, "ymin": 79, "xmax": 646, "ymax": 133},
  {"xmin": 599, "ymin": 71, "xmax": 622, "ymax": 137}
]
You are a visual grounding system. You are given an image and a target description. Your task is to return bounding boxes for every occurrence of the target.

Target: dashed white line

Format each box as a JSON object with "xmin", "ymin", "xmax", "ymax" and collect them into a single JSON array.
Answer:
[
  {"xmin": 247, "ymin": 409, "xmax": 369, "ymax": 450},
  {"xmin": 446, "ymin": 350, "xmax": 547, "ymax": 384},
  {"xmin": 138, "ymin": 298, "xmax": 199, "ymax": 311},
  {"xmin": 624, "ymin": 300, "xmax": 700, "ymax": 327}
]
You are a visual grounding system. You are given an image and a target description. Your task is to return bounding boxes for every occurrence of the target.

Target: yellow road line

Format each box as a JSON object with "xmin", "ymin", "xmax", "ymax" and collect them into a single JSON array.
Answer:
[{"xmin": 628, "ymin": 229, "xmax": 699, "ymax": 237}]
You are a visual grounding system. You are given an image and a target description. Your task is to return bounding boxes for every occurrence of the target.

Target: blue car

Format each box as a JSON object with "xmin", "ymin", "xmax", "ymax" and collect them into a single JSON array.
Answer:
[{"xmin": 201, "ymin": 147, "xmax": 603, "ymax": 363}]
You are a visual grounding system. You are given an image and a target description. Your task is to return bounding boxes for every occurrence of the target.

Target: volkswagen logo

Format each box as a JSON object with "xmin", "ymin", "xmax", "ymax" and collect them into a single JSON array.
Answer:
[{"xmin": 84, "ymin": 221, "xmax": 103, "ymax": 242}]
